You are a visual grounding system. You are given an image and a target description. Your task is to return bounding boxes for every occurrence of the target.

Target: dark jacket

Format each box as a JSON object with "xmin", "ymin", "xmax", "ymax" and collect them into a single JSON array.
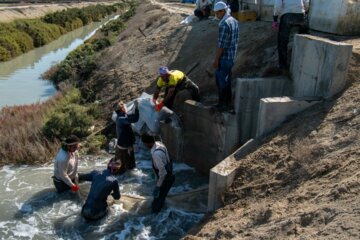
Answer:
[
  {"xmin": 80, "ymin": 170, "xmax": 120, "ymax": 215},
  {"xmin": 115, "ymin": 109, "xmax": 139, "ymax": 147}
]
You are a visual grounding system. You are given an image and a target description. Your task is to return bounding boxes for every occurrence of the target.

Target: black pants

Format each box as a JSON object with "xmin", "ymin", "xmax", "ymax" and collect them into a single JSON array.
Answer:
[
  {"xmin": 115, "ymin": 147, "xmax": 135, "ymax": 173},
  {"xmin": 152, "ymin": 175, "xmax": 175, "ymax": 214},
  {"xmin": 52, "ymin": 176, "xmax": 74, "ymax": 193},
  {"xmin": 164, "ymin": 77, "xmax": 200, "ymax": 109},
  {"xmin": 194, "ymin": 5, "xmax": 212, "ymax": 20},
  {"xmin": 278, "ymin": 13, "xmax": 308, "ymax": 69},
  {"xmin": 81, "ymin": 205, "xmax": 108, "ymax": 221}
]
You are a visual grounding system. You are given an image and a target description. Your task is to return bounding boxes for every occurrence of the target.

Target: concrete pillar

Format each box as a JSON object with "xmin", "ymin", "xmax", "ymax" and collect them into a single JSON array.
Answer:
[
  {"xmin": 234, "ymin": 76, "xmax": 291, "ymax": 144},
  {"xmin": 309, "ymin": 0, "xmax": 360, "ymax": 36},
  {"xmin": 291, "ymin": 34, "xmax": 353, "ymax": 99},
  {"xmin": 256, "ymin": 97, "xmax": 320, "ymax": 138},
  {"xmin": 208, "ymin": 139, "xmax": 259, "ymax": 211}
]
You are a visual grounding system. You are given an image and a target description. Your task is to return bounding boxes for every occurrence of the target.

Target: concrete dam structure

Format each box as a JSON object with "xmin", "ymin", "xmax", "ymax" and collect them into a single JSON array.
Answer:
[{"xmin": 160, "ymin": 33, "xmax": 353, "ymax": 212}]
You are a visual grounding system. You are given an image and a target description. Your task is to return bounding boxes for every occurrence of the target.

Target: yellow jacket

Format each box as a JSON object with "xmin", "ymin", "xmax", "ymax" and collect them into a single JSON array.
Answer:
[{"xmin": 156, "ymin": 70, "xmax": 185, "ymax": 88}]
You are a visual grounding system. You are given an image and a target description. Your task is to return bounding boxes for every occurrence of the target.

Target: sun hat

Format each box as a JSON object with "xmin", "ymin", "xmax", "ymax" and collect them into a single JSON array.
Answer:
[{"xmin": 214, "ymin": 1, "xmax": 228, "ymax": 11}]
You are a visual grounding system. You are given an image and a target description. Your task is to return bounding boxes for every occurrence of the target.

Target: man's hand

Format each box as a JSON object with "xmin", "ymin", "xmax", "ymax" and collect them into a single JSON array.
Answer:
[
  {"xmin": 153, "ymin": 187, "xmax": 160, "ymax": 198},
  {"xmin": 155, "ymin": 102, "xmax": 164, "ymax": 112},
  {"xmin": 71, "ymin": 184, "xmax": 79, "ymax": 192},
  {"xmin": 134, "ymin": 100, "xmax": 139, "ymax": 109},
  {"xmin": 272, "ymin": 21, "xmax": 278, "ymax": 31}
]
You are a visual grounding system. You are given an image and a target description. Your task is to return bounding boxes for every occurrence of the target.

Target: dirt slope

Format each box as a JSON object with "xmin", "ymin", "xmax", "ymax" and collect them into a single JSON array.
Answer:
[
  {"xmin": 184, "ymin": 40, "xmax": 360, "ymax": 239},
  {"xmin": 86, "ymin": 0, "xmax": 275, "ymax": 113}
]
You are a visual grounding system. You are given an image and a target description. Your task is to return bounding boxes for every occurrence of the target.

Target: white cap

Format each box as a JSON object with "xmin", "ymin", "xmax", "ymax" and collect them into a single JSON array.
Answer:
[{"xmin": 214, "ymin": 1, "xmax": 228, "ymax": 12}]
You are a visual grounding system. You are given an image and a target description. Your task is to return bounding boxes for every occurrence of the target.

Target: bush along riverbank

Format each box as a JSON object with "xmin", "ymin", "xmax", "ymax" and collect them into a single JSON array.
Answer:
[
  {"xmin": 0, "ymin": 0, "xmax": 138, "ymax": 166},
  {"xmin": 0, "ymin": 2, "xmax": 126, "ymax": 62}
]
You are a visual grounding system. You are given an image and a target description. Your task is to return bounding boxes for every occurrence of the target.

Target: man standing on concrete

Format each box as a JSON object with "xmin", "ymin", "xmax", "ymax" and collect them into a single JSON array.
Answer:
[
  {"xmin": 213, "ymin": 1, "xmax": 239, "ymax": 111},
  {"xmin": 141, "ymin": 134, "xmax": 175, "ymax": 214},
  {"xmin": 273, "ymin": 0, "xmax": 309, "ymax": 69}
]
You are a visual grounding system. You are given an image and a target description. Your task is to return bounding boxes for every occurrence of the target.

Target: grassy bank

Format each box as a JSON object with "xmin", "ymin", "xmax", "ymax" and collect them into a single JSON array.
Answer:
[
  {"xmin": 0, "ymin": 1, "xmax": 138, "ymax": 166},
  {"xmin": 0, "ymin": 3, "xmax": 123, "ymax": 62}
]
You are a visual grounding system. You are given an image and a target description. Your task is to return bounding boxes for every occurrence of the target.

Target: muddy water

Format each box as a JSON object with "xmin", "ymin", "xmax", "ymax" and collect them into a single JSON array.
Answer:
[
  {"xmin": 0, "ymin": 15, "xmax": 118, "ymax": 109},
  {"xmin": 0, "ymin": 145, "xmax": 208, "ymax": 239}
]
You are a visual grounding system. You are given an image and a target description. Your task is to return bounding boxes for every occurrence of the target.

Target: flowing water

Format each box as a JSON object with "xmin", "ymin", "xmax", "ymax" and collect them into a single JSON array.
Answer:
[
  {"xmin": 0, "ymin": 142, "xmax": 208, "ymax": 239},
  {"xmin": 0, "ymin": 15, "xmax": 118, "ymax": 109}
]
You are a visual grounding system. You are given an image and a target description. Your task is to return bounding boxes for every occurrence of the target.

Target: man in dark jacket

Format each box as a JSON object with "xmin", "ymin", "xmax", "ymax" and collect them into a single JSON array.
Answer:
[
  {"xmin": 114, "ymin": 100, "xmax": 139, "ymax": 173},
  {"xmin": 80, "ymin": 158, "xmax": 122, "ymax": 221}
]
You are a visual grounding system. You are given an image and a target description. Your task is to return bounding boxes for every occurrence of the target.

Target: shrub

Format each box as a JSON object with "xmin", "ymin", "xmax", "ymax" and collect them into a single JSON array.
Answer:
[
  {"xmin": 43, "ymin": 103, "xmax": 94, "ymax": 139},
  {"xmin": 86, "ymin": 134, "xmax": 107, "ymax": 154},
  {"xmin": 0, "ymin": 46, "xmax": 11, "ymax": 61},
  {"xmin": 0, "ymin": 35, "xmax": 21, "ymax": 57},
  {"xmin": 90, "ymin": 38, "xmax": 111, "ymax": 51}
]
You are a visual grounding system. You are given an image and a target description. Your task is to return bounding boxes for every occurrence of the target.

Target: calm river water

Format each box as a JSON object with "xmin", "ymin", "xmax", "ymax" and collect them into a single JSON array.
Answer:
[{"xmin": 0, "ymin": 16, "xmax": 117, "ymax": 109}]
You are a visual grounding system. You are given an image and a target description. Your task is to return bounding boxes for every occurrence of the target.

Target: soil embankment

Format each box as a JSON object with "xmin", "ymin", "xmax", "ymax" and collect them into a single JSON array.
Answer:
[
  {"xmin": 0, "ymin": 1, "xmax": 116, "ymax": 22},
  {"xmin": 183, "ymin": 37, "xmax": 360, "ymax": 240}
]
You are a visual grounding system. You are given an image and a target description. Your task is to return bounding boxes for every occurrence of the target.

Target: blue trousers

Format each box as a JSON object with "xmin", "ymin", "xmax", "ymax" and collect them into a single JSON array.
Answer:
[{"xmin": 215, "ymin": 59, "xmax": 233, "ymax": 107}]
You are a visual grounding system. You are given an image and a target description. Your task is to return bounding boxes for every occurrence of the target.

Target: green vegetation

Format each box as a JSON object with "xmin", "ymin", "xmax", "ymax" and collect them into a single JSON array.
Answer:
[
  {"xmin": 0, "ymin": 3, "xmax": 121, "ymax": 62},
  {"xmin": 0, "ymin": 1, "xmax": 139, "ymax": 165},
  {"xmin": 47, "ymin": 2, "xmax": 137, "ymax": 86}
]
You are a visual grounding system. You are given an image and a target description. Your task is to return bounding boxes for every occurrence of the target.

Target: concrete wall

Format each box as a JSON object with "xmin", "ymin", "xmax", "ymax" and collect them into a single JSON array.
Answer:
[
  {"xmin": 256, "ymin": 97, "xmax": 320, "ymax": 138},
  {"xmin": 291, "ymin": 34, "xmax": 353, "ymax": 99},
  {"xmin": 161, "ymin": 100, "xmax": 239, "ymax": 175},
  {"xmin": 309, "ymin": 0, "xmax": 360, "ymax": 36},
  {"xmin": 234, "ymin": 76, "xmax": 291, "ymax": 144},
  {"xmin": 208, "ymin": 139, "xmax": 259, "ymax": 211}
]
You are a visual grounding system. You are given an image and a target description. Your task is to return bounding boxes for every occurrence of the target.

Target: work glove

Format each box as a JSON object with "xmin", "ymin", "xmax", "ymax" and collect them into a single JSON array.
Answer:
[
  {"xmin": 155, "ymin": 102, "xmax": 164, "ymax": 112},
  {"xmin": 153, "ymin": 186, "xmax": 160, "ymax": 198},
  {"xmin": 71, "ymin": 184, "xmax": 79, "ymax": 192},
  {"xmin": 272, "ymin": 21, "xmax": 278, "ymax": 32}
]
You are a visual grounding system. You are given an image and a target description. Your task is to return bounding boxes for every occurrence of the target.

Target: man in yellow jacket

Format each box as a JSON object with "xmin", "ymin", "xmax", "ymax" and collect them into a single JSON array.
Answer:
[{"xmin": 153, "ymin": 66, "xmax": 200, "ymax": 111}]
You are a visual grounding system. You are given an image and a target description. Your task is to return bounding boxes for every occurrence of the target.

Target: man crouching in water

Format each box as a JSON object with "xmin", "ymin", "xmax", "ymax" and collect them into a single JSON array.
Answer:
[{"xmin": 80, "ymin": 158, "xmax": 122, "ymax": 221}]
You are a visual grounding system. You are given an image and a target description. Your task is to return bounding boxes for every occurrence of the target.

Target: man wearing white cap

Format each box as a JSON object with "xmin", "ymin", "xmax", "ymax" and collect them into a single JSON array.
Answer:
[
  {"xmin": 212, "ymin": 1, "xmax": 239, "ymax": 111},
  {"xmin": 53, "ymin": 134, "xmax": 81, "ymax": 193}
]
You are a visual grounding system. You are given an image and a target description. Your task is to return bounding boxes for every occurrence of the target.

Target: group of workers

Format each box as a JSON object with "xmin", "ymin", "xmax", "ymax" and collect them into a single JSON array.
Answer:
[{"xmin": 52, "ymin": 0, "xmax": 310, "ymax": 222}]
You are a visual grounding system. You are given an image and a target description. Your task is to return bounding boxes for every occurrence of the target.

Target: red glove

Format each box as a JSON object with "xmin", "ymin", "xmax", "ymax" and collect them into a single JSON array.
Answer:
[
  {"xmin": 272, "ymin": 21, "xmax": 278, "ymax": 31},
  {"xmin": 155, "ymin": 102, "xmax": 164, "ymax": 112},
  {"xmin": 71, "ymin": 184, "xmax": 79, "ymax": 192}
]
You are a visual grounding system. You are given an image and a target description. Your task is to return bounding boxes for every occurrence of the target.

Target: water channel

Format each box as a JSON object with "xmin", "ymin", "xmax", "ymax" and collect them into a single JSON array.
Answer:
[
  {"xmin": 0, "ymin": 142, "xmax": 208, "ymax": 239},
  {"xmin": 0, "ymin": 16, "xmax": 118, "ymax": 109}
]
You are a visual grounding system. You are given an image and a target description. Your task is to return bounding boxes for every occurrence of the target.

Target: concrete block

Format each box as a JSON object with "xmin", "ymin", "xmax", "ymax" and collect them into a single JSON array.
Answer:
[
  {"xmin": 182, "ymin": 100, "xmax": 239, "ymax": 175},
  {"xmin": 256, "ymin": 97, "xmax": 320, "ymax": 137},
  {"xmin": 234, "ymin": 77, "xmax": 291, "ymax": 144},
  {"xmin": 208, "ymin": 139, "xmax": 259, "ymax": 211},
  {"xmin": 309, "ymin": 0, "xmax": 360, "ymax": 36},
  {"xmin": 291, "ymin": 34, "xmax": 353, "ymax": 98}
]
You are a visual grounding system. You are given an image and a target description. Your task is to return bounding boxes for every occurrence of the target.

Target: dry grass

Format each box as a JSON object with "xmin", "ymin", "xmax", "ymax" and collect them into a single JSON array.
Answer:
[
  {"xmin": 0, "ymin": 94, "xmax": 63, "ymax": 166},
  {"xmin": 290, "ymin": 137, "xmax": 318, "ymax": 165}
]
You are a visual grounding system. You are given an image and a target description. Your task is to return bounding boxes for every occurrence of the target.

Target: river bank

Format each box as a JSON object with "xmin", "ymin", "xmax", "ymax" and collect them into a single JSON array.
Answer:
[{"xmin": 0, "ymin": 1, "xmax": 117, "ymax": 23}]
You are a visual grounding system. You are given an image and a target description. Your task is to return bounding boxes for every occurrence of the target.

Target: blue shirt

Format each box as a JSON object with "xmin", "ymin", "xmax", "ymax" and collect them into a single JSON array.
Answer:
[
  {"xmin": 80, "ymin": 170, "xmax": 120, "ymax": 214},
  {"xmin": 218, "ymin": 15, "xmax": 239, "ymax": 63}
]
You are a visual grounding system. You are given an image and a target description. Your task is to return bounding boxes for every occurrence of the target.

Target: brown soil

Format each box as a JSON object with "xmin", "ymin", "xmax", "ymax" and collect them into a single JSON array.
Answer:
[
  {"xmin": 0, "ymin": 1, "xmax": 116, "ymax": 22},
  {"xmin": 52, "ymin": 0, "xmax": 360, "ymax": 238},
  {"xmin": 183, "ymin": 33, "xmax": 360, "ymax": 240}
]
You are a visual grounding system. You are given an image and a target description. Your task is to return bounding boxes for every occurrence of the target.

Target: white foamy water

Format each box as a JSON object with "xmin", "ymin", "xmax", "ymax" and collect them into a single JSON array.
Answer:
[{"xmin": 0, "ymin": 151, "xmax": 207, "ymax": 239}]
